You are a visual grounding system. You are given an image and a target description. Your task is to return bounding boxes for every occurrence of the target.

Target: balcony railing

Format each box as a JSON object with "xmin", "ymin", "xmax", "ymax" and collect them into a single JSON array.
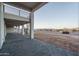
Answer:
[{"xmin": 4, "ymin": 4, "xmax": 30, "ymax": 19}]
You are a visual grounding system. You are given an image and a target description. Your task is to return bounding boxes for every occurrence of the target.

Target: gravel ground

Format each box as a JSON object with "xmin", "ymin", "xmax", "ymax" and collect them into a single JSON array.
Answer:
[{"xmin": 0, "ymin": 33, "xmax": 79, "ymax": 56}]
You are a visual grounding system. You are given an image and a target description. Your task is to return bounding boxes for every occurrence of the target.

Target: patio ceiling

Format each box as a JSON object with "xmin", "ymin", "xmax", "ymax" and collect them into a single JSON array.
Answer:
[
  {"xmin": 5, "ymin": 19, "xmax": 29, "ymax": 27},
  {"xmin": 4, "ymin": 2, "xmax": 47, "ymax": 12}
]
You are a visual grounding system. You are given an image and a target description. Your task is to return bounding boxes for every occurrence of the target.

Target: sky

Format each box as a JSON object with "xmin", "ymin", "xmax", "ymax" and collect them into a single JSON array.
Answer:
[{"xmin": 34, "ymin": 2, "xmax": 79, "ymax": 29}]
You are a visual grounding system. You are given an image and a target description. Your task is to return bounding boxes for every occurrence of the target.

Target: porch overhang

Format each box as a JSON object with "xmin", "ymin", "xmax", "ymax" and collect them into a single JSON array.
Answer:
[{"xmin": 4, "ymin": 2, "xmax": 47, "ymax": 12}]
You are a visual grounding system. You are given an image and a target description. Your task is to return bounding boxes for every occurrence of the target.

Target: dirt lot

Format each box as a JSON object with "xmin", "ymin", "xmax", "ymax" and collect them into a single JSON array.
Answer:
[{"xmin": 34, "ymin": 31, "xmax": 79, "ymax": 52}]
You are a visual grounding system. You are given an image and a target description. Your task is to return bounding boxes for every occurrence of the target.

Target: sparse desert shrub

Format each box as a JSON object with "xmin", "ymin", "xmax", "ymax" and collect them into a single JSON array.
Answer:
[{"xmin": 62, "ymin": 31, "xmax": 69, "ymax": 34}]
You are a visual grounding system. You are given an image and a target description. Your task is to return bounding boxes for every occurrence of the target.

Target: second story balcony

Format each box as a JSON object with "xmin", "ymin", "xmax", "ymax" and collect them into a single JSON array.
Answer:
[{"xmin": 4, "ymin": 4, "xmax": 30, "ymax": 22}]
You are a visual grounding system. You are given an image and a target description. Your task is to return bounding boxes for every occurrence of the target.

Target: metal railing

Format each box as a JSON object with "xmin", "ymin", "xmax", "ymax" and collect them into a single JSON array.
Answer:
[{"xmin": 4, "ymin": 4, "xmax": 30, "ymax": 19}]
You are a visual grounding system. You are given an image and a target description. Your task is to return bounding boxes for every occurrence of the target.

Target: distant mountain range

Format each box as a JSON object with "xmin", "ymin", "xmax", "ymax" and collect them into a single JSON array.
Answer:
[{"xmin": 34, "ymin": 27, "xmax": 79, "ymax": 32}]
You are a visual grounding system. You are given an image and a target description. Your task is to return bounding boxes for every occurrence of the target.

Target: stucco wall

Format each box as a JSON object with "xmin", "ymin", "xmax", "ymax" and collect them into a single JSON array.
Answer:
[
  {"xmin": 6, "ymin": 27, "xmax": 15, "ymax": 33},
  {"xmin": 0, "ymin": 3, "xmax": 5, "ymax": 49}
]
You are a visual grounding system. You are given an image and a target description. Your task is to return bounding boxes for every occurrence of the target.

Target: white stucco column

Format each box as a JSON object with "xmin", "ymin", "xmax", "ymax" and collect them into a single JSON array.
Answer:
[
  {"xmin": 17, "ymin": 26, "xmax": 20, "ymax": 33},
  {"xmin": 27, "ymin": 24, "xmax": 30, "ymax": 35},
  {"xmin": 0, "ymin": 3, "xmax": 5, "ymax": 49},
  {"xmin": 30, "ymin": 12, "xmax": 34, "ymax": 39},
  {"xmin": 22, "ymin": 25, "xmax": 25, "ymax": 35}
]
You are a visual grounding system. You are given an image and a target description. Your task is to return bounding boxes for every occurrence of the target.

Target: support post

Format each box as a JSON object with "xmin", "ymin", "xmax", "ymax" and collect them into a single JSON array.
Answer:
[
  {"xmin": 30, "ymin": 12, "xmax": 34, "ymax": 39},
  {"xmin": 17, "ymin": 26, "xmax": 20, "ymax": 33},
  {"xmin": 22, "ymin": 25, "xmax": 25, "ymax": 35},
  {"xmin": 0, "ymin": 3, "xmax": 5, "ymax": 49}
]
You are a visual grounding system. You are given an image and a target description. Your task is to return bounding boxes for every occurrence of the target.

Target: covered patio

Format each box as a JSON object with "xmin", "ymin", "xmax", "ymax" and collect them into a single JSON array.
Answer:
[
  {"xmin": 0, "ymin": 2, "xmax": 79, "ymax": 56},
  {"xmin": 0, "ymin": 2, "xmax": 47, "ymax": 49}
]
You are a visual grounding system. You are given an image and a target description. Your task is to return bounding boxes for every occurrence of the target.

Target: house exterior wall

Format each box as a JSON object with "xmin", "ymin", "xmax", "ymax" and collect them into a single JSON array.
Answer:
[
  {"xmin": 4, "ymin": 23, "xmax": 7, "ymax": 37},
  {"xmin": 0, "ymin": 3, "xmax": 5, "ymax": 49},
  {"xmin": 6, "ymin": 27, "xmax": 15, "ymax": 33}
]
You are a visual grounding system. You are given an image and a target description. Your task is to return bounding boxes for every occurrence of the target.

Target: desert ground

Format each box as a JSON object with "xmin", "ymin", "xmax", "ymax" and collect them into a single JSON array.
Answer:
[{"xmin": 34, "ymin": 31, "xmax": 79, "ymax": 52}]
